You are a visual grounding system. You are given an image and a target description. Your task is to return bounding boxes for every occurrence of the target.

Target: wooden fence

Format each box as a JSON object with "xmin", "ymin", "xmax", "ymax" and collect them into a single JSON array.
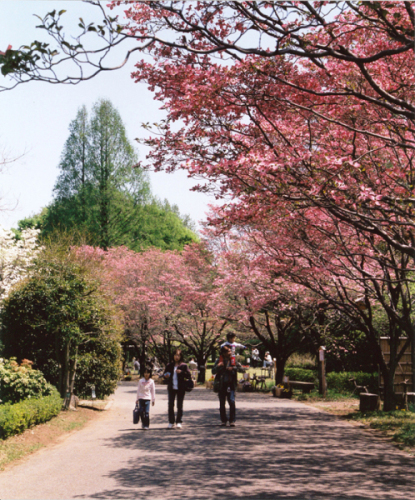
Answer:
[{"xmin": 379, "ymin": 337, "xmax": 413, "ymax": 396}]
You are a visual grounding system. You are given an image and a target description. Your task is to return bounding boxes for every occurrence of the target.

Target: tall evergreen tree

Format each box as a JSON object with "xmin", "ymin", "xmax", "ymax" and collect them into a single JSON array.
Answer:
[{"xmin": 39, "ymin": 99, "xmax": 198, "ymax": 251}]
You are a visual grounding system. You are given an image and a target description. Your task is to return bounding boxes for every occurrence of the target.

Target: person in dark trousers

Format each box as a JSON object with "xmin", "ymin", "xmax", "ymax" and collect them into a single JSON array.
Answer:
[
  {"xmin": 163, "ymin": 348, "xmax": 191, "ymax": 429},
  {"xmin": 212, "ymin": 344, "xmax": 242, "ymax": 427},
  {"xmin": 135, "ymin": 367, "xmax": 155, "ymax": 430}
]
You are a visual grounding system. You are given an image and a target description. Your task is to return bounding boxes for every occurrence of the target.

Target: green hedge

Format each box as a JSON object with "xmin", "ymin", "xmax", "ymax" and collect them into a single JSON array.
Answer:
[
  {"xmin": 0, "ymin": 388, "xmax": 63, "ymax": 439},
  {"xmin": 285, "ymin": 368, "xmax": 317, "ymax": 383},
  {"xmin": 284, "ymin": 368, "xmax": 378, "ymax": 393},
  {"xmin": 326, "ymin": 371, "xmax": 378, "ymax": 393}
]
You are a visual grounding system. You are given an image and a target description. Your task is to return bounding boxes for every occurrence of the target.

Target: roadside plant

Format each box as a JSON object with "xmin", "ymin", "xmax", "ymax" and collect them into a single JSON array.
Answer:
[
  {"xmin": 0, "ymin": 357, "xmax": 56, "ymax": 404},
  {"xmin": 0, "ymin": 238, "xmax": 123, "ymax": 403}
]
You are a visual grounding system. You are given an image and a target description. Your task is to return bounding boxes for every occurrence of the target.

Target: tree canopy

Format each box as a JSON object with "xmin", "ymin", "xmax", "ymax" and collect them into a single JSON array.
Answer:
[{"xmin": 16, "ymin": 99, "xmax": 199, "ymax": 251}]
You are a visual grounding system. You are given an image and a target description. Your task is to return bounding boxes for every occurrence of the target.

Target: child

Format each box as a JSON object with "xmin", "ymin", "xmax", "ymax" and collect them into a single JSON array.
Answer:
[
  {"xmin": 136, "ymin": 367, "xmax": 156, "ymax": 430},
  {"xmin": 219, "ymin": 332, "xmax": 246, "ymax": 365}
]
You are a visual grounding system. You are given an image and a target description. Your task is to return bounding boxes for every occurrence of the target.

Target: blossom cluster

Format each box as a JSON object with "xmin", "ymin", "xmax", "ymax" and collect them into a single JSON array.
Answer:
[{"xmin": 0, "ymin": 225, "xmax": 41, "ymax": 303}]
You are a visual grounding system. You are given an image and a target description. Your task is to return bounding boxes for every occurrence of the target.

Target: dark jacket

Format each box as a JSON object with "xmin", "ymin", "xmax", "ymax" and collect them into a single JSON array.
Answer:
[
  {"xmin": 164, "ymin": 362, "xmax": 191, "ymax": 392},
  {"xmin": 212, "ymin": 358, "xmax": 241, "ymax": 392}
]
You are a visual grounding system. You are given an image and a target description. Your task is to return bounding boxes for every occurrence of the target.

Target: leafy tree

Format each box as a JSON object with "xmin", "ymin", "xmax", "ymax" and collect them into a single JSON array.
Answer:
[
  {"xmin": 14, "ymin": 207, "xmax": 48, "ymax": 234},
  {"xmin": 0, "ymin": 241, "xmax": 123, "ymax": 402},
  {"xmin": 44, "ymin": 99, "xmax": 151, "ymax": 251},
  {"xmin": 29, "ymin": 99, "xmax": 198, "ymax": 251}
]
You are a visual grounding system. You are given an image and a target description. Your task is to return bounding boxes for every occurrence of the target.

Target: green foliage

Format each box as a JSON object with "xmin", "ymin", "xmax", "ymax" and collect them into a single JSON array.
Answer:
[
  {"xmin": 0, "ymin": 389, "xmax": 62, "ymax": 439},
  {"xmin": 284, "ymin": 368, "xmax": 378, "ymax": 393},
  {"xmin": 325, "ymin": 371, "xmax": 378, "ymax": 393},
  {"xmin": 286, "ymin": 353, "xmax": 316, "ymax": 370},
  {"xmin": 75, "ymin": 335, "xmax": 122, "ymax": 399},
  {"xmin": 0, "ymin": 244, "xmax": 123, "ymax": 398},
  {"xmin": 285, "ymin": 367, "xmax": 317, "ymax": 383},
  {"xmin": 12, "ymin": 208, "xmax": 48, "ymax": 239},
  {"xmin": 0, "ymin": 358, "xmax": 57, "ymax": 404},
  {"xmin": 31, "ymin": 99, "xmax": 198, "ymax": 252}
]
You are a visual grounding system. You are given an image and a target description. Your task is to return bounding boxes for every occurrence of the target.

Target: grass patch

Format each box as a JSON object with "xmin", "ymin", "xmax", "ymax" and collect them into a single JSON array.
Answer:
[
  {"xmin": 346, "ymin": 408, "xmax": 415, "ymax": 449},
  {"xmin": 294, "ymin": 389, "xmax": 360, "ymax": 402},
  {"xmin": 0, "ymin": 407, "xmax": 99, "ymax": 471}
]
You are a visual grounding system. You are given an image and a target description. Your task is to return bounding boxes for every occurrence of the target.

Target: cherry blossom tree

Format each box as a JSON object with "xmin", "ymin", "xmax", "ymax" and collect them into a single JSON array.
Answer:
[
  {"xmin": 216, "ymin": 210, "xmax": 414, "ymax": 409},
  {"xmin": 93, "ymin": 243, "xmax": 226, "ymax": 381},
  {"xmin": 213, "ymin": 232, "xmax": 324, "ymax": 383},
  {"xmin": 167, "ymin": 243, "xmax": 227, "ymax": 382},
  {"xmin": 2, "ymin": 2, "xmax": 414, "ymax": 406}
]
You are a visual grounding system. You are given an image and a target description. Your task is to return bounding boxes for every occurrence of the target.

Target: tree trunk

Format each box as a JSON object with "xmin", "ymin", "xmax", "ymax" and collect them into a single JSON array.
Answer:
[
  {"xmin": 69, "ymin": 346, "xmax": 78, "ymax": 397},
  {"xmin": 63, "ymin": 341, "xmax": 71, "ymax": 406},
  {"xmin": 412, "ymin": 331, "xmax": 415, "ymax": 394},
  {"xmin": 383, "ymin": 370, "xmax": 398, "ymax": 411},
  {"xmin": 275, "ymin": 356, "xmax": 287, "ymax": 385},
  {"xmin": 196, "ymin": 356, "xmax": 206, "ymax": 383}
]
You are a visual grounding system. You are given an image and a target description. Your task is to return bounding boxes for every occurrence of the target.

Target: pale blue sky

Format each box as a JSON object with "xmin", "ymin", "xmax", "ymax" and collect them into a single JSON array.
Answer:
[{"xmin": 0, "ymin": 1, "xmax": 213, "ymax": 230}]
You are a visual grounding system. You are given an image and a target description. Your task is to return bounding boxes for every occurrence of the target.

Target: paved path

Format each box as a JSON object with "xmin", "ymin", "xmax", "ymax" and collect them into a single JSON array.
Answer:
[{"xmin": 0, "ymin": 383, "xmax": 414, "ymax": 500}]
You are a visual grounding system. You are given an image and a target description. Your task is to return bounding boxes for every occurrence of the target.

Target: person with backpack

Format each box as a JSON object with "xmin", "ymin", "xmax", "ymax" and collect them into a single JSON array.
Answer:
[
  {"xmin": 212, "ymin": 344, "xmax": 242, "ymax": 427},
  {"xmin": 163, "ymin": 348, "xmax": 191, "ymax": 429}
]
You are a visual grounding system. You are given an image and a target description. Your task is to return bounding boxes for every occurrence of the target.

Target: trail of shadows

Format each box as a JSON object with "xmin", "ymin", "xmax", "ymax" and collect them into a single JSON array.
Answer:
[{"xmin": 76, "ymin": 390, "xmax": 414, "ymax": 500}]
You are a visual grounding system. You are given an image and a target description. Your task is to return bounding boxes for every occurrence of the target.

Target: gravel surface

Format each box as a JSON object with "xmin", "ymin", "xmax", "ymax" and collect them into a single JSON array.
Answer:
[{"xmin": 0, "ymin": 382, "xmax": 413, "ymax": 500}]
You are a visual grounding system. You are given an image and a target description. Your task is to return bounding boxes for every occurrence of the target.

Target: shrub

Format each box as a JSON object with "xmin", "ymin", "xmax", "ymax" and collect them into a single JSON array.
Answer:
[
  {"xmin": 0, "ymin": 388, "xmax": 62, "ymax": 439},
  {"xmin": 73, "ymin": 335, "xmax": 122, "ymax": 399},
  {"xmin": 325, "ymin": 371, "xmax": 378, "ymax": 393},
  {"xmin": 286, "ymin": 353, "xmax": 316, "ymax": 370},
  {"xmin": 285, "ymin": 367, "xmax": 317, "ymax": 383},
  {"xmin": 0, "ymin": 358, "xmax": 57, "ymax": 404}
]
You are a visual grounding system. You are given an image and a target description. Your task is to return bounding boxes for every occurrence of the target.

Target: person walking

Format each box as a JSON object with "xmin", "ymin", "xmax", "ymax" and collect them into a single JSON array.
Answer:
[
  {"xmin": 212, "ymin": 345, "xmax": 241, "ymax": 427},
  {"xmin": 163, "ymin": 349, "xmax": 191, "ymax": 429},
  {"xmin": 135, "ymin": 367, "xmax": 156, "ymax": 430}
]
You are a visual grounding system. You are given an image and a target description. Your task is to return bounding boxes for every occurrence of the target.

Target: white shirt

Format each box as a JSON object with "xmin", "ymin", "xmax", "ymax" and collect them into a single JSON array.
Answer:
[
  {"xmin": 220, "ymin": 341, "xmax": 245, "ymax": 356},
  {"xmin": 173, "ymin": 366, "xmax": 179, "ymax": 390},
  {"xmin": 136, "ymin": 378, "xmax": 156, "ymax": 402}
]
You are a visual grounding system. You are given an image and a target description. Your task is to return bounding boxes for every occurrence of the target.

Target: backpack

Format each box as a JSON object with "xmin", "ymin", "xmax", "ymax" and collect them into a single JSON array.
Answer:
[{"xmin": 185, "ymin": 378, "xmax": 195, "ymax": 392}]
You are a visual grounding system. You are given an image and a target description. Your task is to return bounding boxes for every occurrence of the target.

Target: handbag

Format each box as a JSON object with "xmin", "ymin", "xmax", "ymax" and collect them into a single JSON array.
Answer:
[
  {"xmin": 133, "ymin": 404, "xmax": 141, "ymax": 424},
  {"xmin": 185, "ymin": 378, "xmax": 195, "ymax": 392}
]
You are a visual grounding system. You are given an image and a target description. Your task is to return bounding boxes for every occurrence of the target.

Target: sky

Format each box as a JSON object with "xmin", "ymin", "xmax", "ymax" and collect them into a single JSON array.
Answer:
[{"xmin": 0, "ymin": 1, "xmax": 214, "ymax": 231}]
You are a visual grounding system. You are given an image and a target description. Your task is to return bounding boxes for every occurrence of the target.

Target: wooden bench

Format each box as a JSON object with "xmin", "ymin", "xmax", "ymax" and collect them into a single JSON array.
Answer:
[{"xmin": 289, "ymin": 381, "xmax": 315, "ymax": 393}]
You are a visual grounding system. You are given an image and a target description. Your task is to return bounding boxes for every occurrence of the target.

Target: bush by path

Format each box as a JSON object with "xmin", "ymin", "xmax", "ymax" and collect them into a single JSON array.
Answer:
[
  {"xmin": 0, "ymin": 358, "xmax": 57, "ymax": 404},
  {"xmin": 0, "ymin": 389, "xmax": 63, "ymax": 439}
]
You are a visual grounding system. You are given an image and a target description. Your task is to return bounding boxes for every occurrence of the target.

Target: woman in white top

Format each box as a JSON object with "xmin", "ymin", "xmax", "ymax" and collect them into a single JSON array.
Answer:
[
  {"xmin": 163, "ymin": 349, "xmax": 191, "ymax": 429},
  {"xmin": 136, "ymin": 368, "xmax": 156, "ymax": 429}
]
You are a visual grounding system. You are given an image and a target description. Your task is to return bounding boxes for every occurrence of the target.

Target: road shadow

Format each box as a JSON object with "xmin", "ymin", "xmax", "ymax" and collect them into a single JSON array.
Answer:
[{"xmin": 75, "ymin": 388, "xmax": 415, "ymax": 500}]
